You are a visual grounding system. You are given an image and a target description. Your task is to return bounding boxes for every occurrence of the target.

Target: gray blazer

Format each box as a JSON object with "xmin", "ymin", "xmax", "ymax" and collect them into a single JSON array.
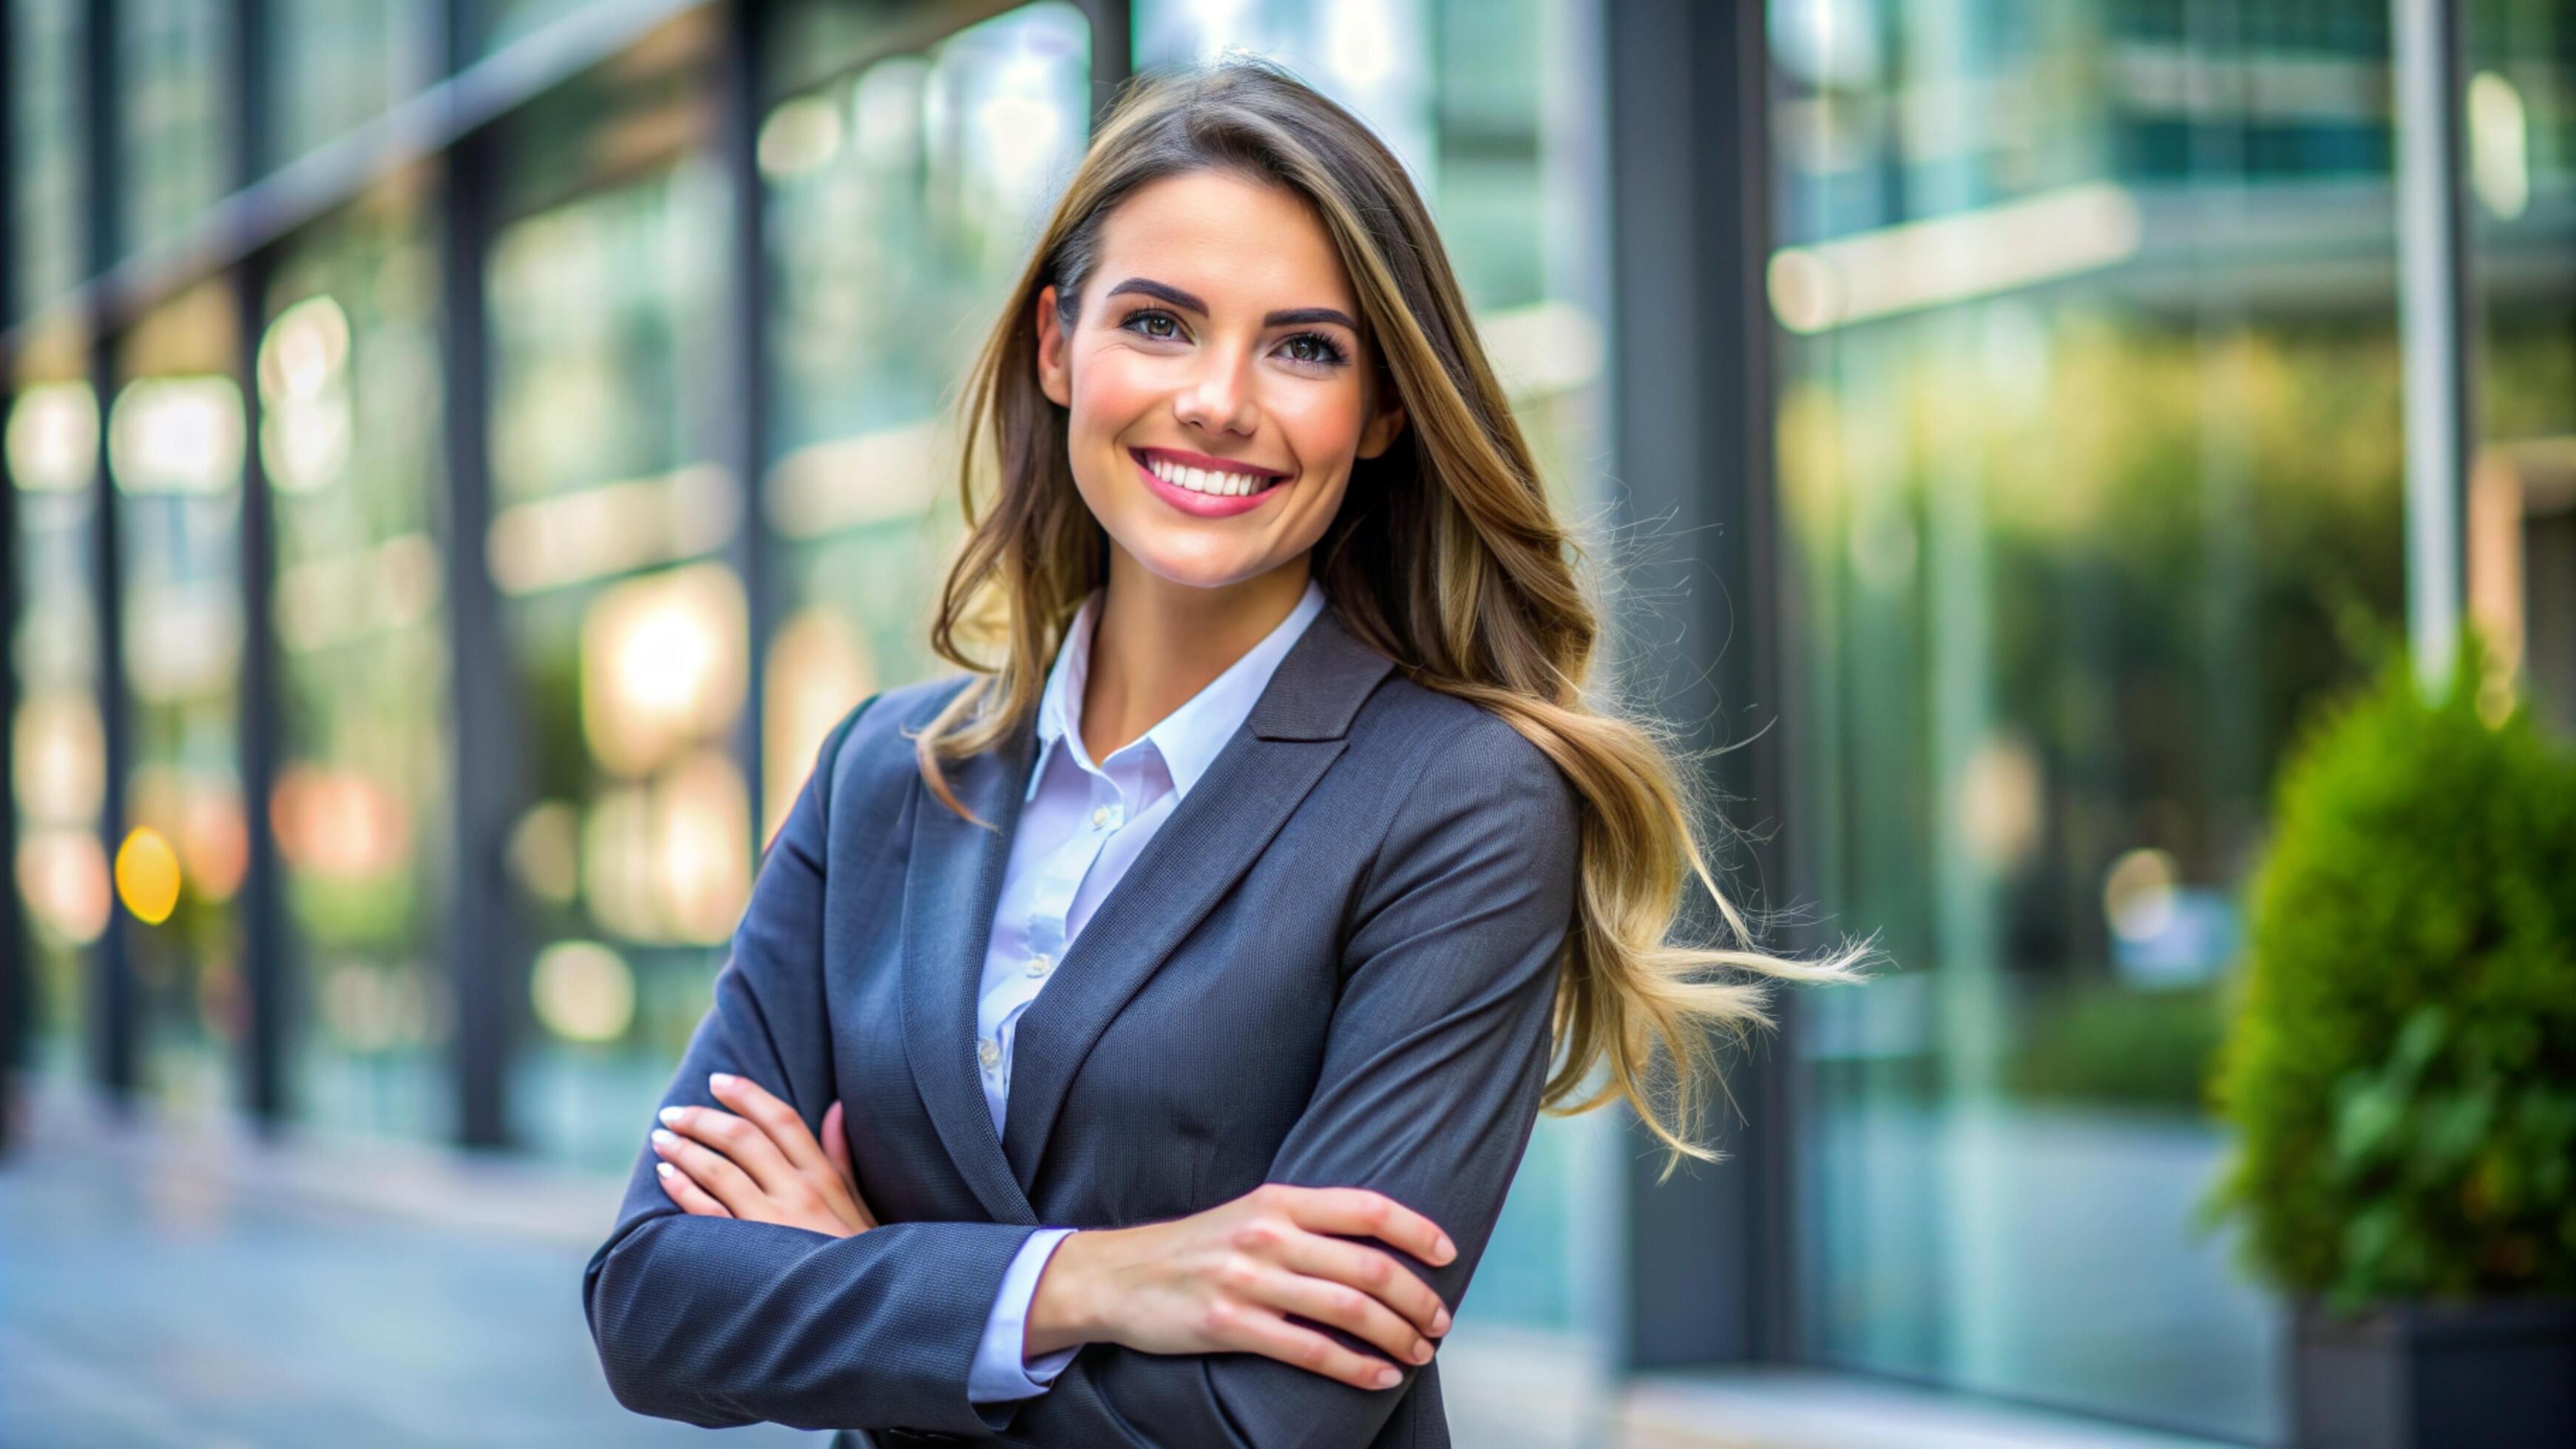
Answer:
[{"xmin": 582, "ymin": 601, "xmax": 1583, "ymax": 1448}]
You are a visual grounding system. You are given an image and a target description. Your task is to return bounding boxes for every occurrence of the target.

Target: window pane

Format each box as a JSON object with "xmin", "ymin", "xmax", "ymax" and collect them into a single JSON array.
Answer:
[
  {"xmin": 262, "ymin": 180, "xmax": 453, "ymax": 1141},
  {"xmin": 110, "ymin": 280, "xmax": 250, "ymax": 1121},
  {"xmin": 269, "ymin": 0, "xmax": 431, "ymax": 166},
  {"xmin": 1132, "ymin": 0, "xmax": 1616, "ymax": 1347},
  {"xmin": 484, "ymin": 37, "xmax": 739, "ymax": 1170},
  {"xmin": 8, "ymin": 0, "xmax": 87, "ymax": 322},
  {"xmin": 758, "ymin": 1, "xmax": 1093, "ymax": 834},
  {"xmin": 2468, "ymin": 2, "xmax": 2576, "ymax": 733},
  {"xmin": 7, "ymin": 323, "xmax": 104, "ymax": 1082},
  {"xmin": 1775, "ymin": 5, "xmax": 2407, "ymax": 1439},
  {"xmin": 119, "ymin": 0, "xmax": 229, "ymax": 257}
]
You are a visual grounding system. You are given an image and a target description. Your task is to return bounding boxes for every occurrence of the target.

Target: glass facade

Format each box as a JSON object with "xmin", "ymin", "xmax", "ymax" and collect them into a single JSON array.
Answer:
[
  {"xmin": 109, "ymin": 280, "xmax": 250, "ymax": 1120},
  {"xmin": 2, "ymin": 1, "xmax": 2563, "ymax": 1442},
  {"xmin": 7, "ymin": 323, "xmax": 101, "ymax": 1080},
  {"xmin": 263, "ymin": 181, "xmax": 454, "ymax": 1141}
]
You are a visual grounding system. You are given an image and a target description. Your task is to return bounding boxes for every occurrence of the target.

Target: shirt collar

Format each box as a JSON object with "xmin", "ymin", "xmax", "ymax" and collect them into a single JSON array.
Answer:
[{"xmin": 1026, "ymin": 576, "xmax": 1329, "ymax": 804}]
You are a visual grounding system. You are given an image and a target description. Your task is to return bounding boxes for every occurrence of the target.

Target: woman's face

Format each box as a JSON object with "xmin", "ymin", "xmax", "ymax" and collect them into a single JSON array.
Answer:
[{"xmin": 1034, "ymin": 168, "xmax": 1406, "ymax": 595}]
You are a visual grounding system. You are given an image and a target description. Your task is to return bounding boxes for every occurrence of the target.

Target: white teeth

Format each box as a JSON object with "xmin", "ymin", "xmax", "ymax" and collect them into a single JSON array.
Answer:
[{"xmin": 1148, "ymin": 456, "xmax": 1272, "ymax": 497}]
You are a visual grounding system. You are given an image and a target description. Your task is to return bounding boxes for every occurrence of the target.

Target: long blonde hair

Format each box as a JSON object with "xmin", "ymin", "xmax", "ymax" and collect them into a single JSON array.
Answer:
[{"xmin": 912, "ymin": 57, "xmax": 1863, "ymax": 1178}]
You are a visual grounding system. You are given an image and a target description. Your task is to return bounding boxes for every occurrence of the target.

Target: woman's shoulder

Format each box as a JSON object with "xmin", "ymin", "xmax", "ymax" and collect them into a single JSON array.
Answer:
[
  {"xmin": 810, "ymin": 673, "xmax": 980, "ymax": 817},
  {"xmin": 1348, "ymin": 673, "xmax": 1579, "ymax": 830}
]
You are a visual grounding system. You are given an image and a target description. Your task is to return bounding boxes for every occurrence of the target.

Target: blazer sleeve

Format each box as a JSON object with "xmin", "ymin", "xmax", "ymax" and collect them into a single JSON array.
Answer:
[
  {"xmin": 580, "ymin": 693, "xmax": 1048, "ymax": 1438},
  {"xmin": 985, "ymin": 710, "xmax": 1584, "ymax": 1448}
]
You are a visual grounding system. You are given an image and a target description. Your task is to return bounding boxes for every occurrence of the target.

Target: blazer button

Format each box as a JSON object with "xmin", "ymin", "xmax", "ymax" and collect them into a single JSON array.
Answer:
[{"xmin": 976, "ymin": 1037, "xmax": 1001, "ymax": 1071}]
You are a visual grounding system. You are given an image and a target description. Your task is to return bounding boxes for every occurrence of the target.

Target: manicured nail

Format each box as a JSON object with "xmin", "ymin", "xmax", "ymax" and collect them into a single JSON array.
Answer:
[
  {"xmin": 709, "ymin": 1073, "xmax": 736, "ymax": 1091},
  {"xmin": 1375, "ymin": 1367, "xmax": 1400, "ymax": 1388},
  {"xmin": 1431, "ymin": 1307, "xmax": 1451, "ymax": 1334},
  {"xmin": 651, "ymin": 1129, "xmax": 679, "ymax": 1149},
  {"xmin": 1433, "ymin": 1235, "xmax": 1455, "ymax": 1263},
  {"xmin": 658, "ymin": 1107, "xmax": 685, "ymax": 1127},
  {"xmin": 655, "ymin": 1162, "xmax": 675, "ymax": 1178},
  {"xmin": 1411, "ymin": 1340, "xmax": 1434, "ymax": 1364}
]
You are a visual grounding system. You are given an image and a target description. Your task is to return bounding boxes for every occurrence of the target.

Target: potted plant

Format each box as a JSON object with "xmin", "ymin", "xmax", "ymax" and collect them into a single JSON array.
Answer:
[{"xmin": 2209, "ymin": 642, "xmax": 2576, "ymax": 1448}]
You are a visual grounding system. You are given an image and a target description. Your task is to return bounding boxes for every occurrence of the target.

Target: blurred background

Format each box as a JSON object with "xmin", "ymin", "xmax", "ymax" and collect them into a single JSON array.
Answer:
[{"xmin": 1, "ymin": 1, "xmax": 2570, "ymax": 1445}]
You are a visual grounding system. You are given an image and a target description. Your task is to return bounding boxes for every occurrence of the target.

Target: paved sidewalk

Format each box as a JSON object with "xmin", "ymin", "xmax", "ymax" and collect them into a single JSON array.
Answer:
[{"xmin": 0, "ymin": 1088, "xmax": 814, "ymax": 1448}]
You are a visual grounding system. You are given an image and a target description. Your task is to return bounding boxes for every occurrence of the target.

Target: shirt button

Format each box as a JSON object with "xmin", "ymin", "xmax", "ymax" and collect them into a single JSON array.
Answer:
[
  {"xmin": 1091, "ymin": 805, "xmax": 1111, "ymax": 827},
  {"xmin": 1026, "ymin": 953, "xmax": 1053, "ymax": 979},
  {"xmin": 977, "ymin": 1037, "xmax": 1001, "ymax": 1071}
]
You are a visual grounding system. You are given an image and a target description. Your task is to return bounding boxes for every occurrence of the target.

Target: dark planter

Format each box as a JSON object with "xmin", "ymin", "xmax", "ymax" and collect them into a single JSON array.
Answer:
[{"xmin": 2294, "ymin": 1297, "xmax": 2576, "ymax": 1448}]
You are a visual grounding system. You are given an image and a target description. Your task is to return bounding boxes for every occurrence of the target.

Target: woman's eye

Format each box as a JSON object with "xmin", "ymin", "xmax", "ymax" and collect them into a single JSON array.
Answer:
[
  {"xmin": 1123, "ymin": 310, "xmax": 1182, "ymax": 340},
  {"xmin": 1282, "ymin": 333, "xmax": 1347, "ymax": 367}
]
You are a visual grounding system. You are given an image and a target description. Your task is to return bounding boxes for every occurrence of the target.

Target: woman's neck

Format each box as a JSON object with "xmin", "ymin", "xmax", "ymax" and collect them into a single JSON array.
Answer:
[{"xmin": 1077, "ymin": 554, "xmax": 1312, "ymax": 764}]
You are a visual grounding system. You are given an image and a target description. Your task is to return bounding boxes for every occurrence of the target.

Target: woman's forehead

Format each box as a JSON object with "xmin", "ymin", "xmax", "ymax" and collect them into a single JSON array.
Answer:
[{"xmin": 1090, "ymin": 171, "xmax": 1356, "ymax": 316}]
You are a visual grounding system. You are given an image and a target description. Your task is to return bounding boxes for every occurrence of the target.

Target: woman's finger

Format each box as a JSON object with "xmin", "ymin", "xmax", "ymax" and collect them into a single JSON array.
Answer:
[
  {"xmin": 1253, "ymin": 1263, "xmax": 1434, "ymax": 1370},
  {"xmin": 654, "ymin": 1160, "xmax": 733, "ymax": 1218},
  {"xmin": 821, "ymin": 1102, "xmax": 878, "ymax": 1231},
  {"xmin": 661, "ymin": 1104, "xmax": 803, "ymax": 1204},
  {"xmin": 651, "ymin": 1126, "xmax": 765, "ymax": 1218},
  {"xmin": 1272, "ymin": 1185, "xmax": 1455, "ymax": 1269},
  {"xmin": 709, "ymin": 1074, "xmax": 833, "ymax": 1179},
  {"xmin": 1216, "ymin": 1301, "xmax": 1409, "ymax": 1393},
  {"xmin": 1274, "ymin": 1231, "xmax": 1450, "ymax": 1339},
  {"xmin": 708, "ymin": 1076, "xmax": 870, "ymax": 1229}
]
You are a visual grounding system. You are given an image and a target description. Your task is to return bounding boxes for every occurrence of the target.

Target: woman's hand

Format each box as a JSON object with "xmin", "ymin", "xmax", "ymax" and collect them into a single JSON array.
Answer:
[
  {"xmin": 1025, "ymin": 1184, "xmax": 1456, "ymax": 1391},
  {"xmin": 649, "ymin": 1072, "xmax": 879, "ymax": 1238}
]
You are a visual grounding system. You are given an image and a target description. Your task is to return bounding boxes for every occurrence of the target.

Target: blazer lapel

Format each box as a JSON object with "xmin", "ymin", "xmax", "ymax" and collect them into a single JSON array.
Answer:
[
  {"xmin": 998, "ymin": 605, "xmax": 1397, "ymax": 1194},
  {"xmin": 899, "ymin": 702, "xmax": 1043, "ymax": 1226}
]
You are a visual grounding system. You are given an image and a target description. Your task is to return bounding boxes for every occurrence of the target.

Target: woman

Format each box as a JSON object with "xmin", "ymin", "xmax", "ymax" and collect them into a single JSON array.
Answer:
[{"xmin": 583, "ymin": 57, "xmax": 1855, "ymax": 1449}]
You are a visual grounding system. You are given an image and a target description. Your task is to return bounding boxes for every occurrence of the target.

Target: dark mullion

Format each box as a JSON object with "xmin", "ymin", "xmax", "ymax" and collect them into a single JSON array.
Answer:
[
  {"xmin": 83, "ymin": 0, "xmax": 136, "ymax": 1108},
  {"xmin": 1602, "ymin": 0, "xmax": 1794, "ymax": 1370},
  {"xmin": 230, "ymin": 0, "xmax": 291, "ymax": 1131},
  {"xmin": 438, "ymin": 0, "xmax": 521, "ymax": 1152}
]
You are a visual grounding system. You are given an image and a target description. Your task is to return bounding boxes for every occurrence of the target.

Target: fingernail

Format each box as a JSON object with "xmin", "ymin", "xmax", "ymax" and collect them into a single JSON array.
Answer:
[
  {"xmin": 1411, "ymin": 1341, "xmax": 1434, "ymax": 1364},
  {"xmin": 709, "ymin": 1073, "xmax": 736, "ymax": 1091},
  {"xmin": 1375, "ymin": 1367, "xmax": 1401, "ymax": 1388},
  {"xmin": 1434, "ymin": 1235, "xmax": 1455, "ymax": 1263},
  {"xmin": 1431, "ymin": 1307, "xmax": 1451, "ymax": 1334},
  {"xmin": 651, "ymin": 1129, "xmax": 678, "ymax": 1149},
  {"xmin": 658, "ymin": 1106, "xmax": 685, "ymax": 1127},
  {"xmin": 655, "ymin": 1162, "xmax": 676, "ymax": 1178}
]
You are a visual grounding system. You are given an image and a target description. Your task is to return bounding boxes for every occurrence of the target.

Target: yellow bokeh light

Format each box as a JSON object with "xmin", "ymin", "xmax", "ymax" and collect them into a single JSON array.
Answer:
[{"xmin": 115, "ymin": 826, "xmax": 183, "ymax": 924}]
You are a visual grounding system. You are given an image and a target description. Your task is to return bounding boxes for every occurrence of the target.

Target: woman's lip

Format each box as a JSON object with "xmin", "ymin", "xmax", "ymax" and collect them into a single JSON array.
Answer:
[{"xmin": 1132, "ymin": 449, "xmax": 1289, "ymax": 518}]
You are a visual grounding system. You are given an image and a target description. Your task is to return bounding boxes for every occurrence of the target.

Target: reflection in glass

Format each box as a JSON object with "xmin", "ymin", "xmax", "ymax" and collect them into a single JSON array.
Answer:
[
  {"xmin": 2466, "ymin": 6, "xmax": 2576, "ymax": 736},
  {"xmin": 263, "ymin": 182, "xmax": 454, "ymax": 1140},
  {"xmin": 111, "ymin": 281, "xmax": 249, "ymax": 1119},
  {"xmin": 118, "ymin": 0, "xmax": 228, "ymax": 257},
  {"xmin": 1775, "ymin": 7, "xmax": 2412, "ymax": 1439},
  {"xmin": 1131, "ymin": 0, "xmax": 1614, "ymax": 1344},
  {"xmin": 7, "ymin": 327, "xmax": 104, "ymax": 1080},
  {"xmin": 759, "ymin": 2, "xmax": 1092, "ymax": 836},
  {"xmin": 487, "ymin": 61, "xmax": 742, "ymax": 1164},
  {"xmin": 270, "ymin": 0, "xmax": 430, "ymax": 166},
  {"xmin": 7, "ymin": 0, "xmax": 87, "ymax": 322}
]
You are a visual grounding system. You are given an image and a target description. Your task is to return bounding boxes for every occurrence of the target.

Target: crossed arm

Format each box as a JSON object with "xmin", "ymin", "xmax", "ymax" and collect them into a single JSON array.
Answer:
[{"xmin": 581, "ymin": 708, "xmax": 1581, "ymax": 1445}]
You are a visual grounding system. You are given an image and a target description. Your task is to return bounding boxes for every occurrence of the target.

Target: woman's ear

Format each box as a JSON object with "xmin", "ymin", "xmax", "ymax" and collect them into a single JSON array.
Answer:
[
  {"xmin": 1356, "ymin": 389, "xmax": 1407, "ymax": 461},
  {"xmin": 1035, "ymin": 284, "xmax": 1073, "ymax": 408}
]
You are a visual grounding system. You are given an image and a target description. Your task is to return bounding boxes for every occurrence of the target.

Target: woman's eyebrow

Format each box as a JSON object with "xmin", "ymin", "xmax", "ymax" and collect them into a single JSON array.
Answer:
[{"xmin": 1102, "ymin": 276, "xmax": 1358, "ymax": 333}]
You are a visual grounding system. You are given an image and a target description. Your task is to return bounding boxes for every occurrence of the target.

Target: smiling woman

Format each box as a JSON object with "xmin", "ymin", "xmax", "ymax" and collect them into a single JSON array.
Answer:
[{"xmin": 583, "ymin": 55, "xmax": 1862, "ymax": 1449}]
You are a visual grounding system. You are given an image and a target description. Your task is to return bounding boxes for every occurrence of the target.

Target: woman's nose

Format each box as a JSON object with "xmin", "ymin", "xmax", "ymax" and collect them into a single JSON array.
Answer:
[{"xmin": 1173, "ymin": 349, "xmax": 1258, "ymax": 437}]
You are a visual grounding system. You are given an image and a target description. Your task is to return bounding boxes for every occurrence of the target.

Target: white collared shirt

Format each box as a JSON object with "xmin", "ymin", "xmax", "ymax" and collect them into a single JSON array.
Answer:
[{"xmin": 965, "ymin": 576, "xmax": 1330, "ymax": 1403}]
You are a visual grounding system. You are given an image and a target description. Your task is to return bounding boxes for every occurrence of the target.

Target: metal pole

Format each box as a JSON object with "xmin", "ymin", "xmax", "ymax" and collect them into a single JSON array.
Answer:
[
  {"xmin": 84, "ymin": 0, "xmax": 136, "ymax": 1107},
  {"xmin": 231, "ymin": 0, "xmax": 290, "ymax": 1128},
  {"xmin": 2393, "ymin": 0, "xmax": 2476, "ymax": 688}
]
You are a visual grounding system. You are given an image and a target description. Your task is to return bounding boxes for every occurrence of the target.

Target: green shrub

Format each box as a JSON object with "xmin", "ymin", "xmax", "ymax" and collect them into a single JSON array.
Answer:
[{"xmin": 2208, "ymin": 642, "xmax": 2576, "ymax": 1309}]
